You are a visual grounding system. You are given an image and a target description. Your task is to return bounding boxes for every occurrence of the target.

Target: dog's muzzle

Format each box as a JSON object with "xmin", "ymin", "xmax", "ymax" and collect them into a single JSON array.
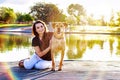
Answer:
[{"xmin": 57, "ymin": 28, "xmax": 61, "ymax": 34}]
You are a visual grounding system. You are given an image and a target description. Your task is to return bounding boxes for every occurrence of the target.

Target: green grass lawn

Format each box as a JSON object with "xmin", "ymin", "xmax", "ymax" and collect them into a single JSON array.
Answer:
[{"xmin": 0, "ymin": 24, "xmax": 32, "ymax": 28}]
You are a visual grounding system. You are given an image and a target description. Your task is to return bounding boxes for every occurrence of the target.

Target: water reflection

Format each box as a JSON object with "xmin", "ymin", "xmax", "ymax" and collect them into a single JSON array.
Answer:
[
  {"xmin": 65, "ymin": 34, "xmax": 120, "ymax": 61},
  {"xmin": 0, "ymin": 32, "xmax": 33, "ymax": 62},
  {"xmin": 0, "ymin": 32, "xmax": 120, "ymax": 62}
]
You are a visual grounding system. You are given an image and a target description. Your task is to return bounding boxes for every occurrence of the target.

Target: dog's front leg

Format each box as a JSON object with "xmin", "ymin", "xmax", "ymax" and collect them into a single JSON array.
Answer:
[
  {"xmin": 51, "ymin": 51, "xmax": 55, "ymax": 71},
  {"xmin": 58, "ymin": 50, "xmax": 64, "ymax": 71}
]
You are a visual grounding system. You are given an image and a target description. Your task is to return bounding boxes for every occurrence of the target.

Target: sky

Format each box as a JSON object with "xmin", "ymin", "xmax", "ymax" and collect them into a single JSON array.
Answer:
[{"xmin": 0, "ymin": 0, "xmax": 120, "ymax": 21}]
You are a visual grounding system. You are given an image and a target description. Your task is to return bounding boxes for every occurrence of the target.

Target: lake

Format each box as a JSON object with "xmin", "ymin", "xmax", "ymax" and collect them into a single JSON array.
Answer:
[{"xmin": 0, "ymin": 31, "xmax": 120, "ymax": 62}]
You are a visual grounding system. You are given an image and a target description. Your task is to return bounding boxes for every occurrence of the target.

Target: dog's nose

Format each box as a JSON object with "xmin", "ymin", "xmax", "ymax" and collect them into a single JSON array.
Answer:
[{"xmin": 58, "ymin": 28, "xmax": 60, "ymax": 32}]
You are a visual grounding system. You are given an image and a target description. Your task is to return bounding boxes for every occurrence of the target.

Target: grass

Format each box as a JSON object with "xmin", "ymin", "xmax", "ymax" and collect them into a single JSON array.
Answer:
[{"xmin": 0, "ymin": 24, "xmax": 32, "ymax": 28}]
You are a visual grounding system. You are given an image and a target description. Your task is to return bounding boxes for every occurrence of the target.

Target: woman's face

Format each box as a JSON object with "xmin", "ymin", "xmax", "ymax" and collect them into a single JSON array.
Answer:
[{"xmin": 35, "ymin": 23, "xmax": 45, "ymax": 35}]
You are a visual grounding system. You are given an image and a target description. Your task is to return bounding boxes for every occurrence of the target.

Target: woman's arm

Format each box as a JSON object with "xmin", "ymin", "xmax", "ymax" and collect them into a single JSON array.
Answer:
[
  {"xmin": 34, "ymin": 40, "xmax": 51, "ymax": 57},
  {"xmin": 33, "ymin": 46, "xmax": 50, "ymax": 57}
]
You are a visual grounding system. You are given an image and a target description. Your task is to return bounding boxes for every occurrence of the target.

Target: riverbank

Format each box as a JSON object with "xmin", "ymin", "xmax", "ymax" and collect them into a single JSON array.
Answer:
[
  {"xmin": 0, "ymin": 24, "xmax": 32, "ymax": 28},
  {"xmin": 1, "ymin": 26, "xmax": 120, "ymax": 35},
  {"xmin": 0, "ymin": 26, "xmax": 32, "ymax": 33},
  {"xmin": 1, "ymin": 25, "xmax": 120, "ymax": 34},
  {"xmin": 1, "ymin": 60, "xmax": 120, "ymax": 80},
  {"xmin": 0, "ymin": 24, "xmax": 32, "ymax": 33}
]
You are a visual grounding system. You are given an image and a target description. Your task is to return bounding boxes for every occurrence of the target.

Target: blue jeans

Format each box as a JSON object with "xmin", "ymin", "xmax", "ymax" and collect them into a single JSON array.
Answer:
[{"xmin": 23, "ymin": 53, "xmax": 51, "ymax": 69}]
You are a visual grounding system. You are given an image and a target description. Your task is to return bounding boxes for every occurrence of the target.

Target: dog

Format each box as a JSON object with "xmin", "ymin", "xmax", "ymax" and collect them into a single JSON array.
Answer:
[{"xmin": 51, "ymin": 22, "xmax": 67, "ymax": 71}]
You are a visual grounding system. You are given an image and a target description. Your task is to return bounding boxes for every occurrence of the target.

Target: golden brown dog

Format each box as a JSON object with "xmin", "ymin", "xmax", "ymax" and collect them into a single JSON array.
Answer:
[{"xmin": 51, "ymin": 22, "xmax": 67, "ymax": 71}]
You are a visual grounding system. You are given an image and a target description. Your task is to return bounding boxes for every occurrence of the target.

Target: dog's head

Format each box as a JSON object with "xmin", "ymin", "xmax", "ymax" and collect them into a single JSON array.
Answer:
[{"xmin": 51, "ymin": 22, "xmax": 67, "ymax": 35}]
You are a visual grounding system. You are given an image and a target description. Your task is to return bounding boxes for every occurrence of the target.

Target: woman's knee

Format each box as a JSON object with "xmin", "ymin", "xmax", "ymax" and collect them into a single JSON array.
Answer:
[
  {"xmin": 24, "ymin": 65, "xmax": 33, "ymax": 69},
  {"xmin": 23, "ymin": 59, "xmax": 34, "ymax": 69},
  {"xmin": 34, "ymin": 63, "xmax": 45, "ymax": 69},
  {"xmin": 34, "ymin": 61, "xmax": 51, "ymax": 69}
]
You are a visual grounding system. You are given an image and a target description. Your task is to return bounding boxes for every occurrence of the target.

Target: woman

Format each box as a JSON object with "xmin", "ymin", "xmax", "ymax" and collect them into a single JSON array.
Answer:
[{"xmin": 19, "ymin": 20, "xmax": 53, "ymax": 69}]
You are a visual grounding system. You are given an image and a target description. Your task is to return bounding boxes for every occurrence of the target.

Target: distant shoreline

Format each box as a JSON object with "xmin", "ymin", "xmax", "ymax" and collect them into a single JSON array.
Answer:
[{"xmin": 0, "ymin": 24, "xmax": 32, "ymax": 28}]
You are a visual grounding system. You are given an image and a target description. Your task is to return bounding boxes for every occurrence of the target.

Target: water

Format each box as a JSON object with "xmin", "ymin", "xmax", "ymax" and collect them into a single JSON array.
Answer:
[
  {"xmin": 65, "ymin": 33, "xmax": 120, "ymax": 61},
  {"xmin": 0, "ymin": 32, "xmax": 33, "ymax": 62},
  {"xmin": 0, "ymin": 32, "xmax": 120, "ymax": 62}
]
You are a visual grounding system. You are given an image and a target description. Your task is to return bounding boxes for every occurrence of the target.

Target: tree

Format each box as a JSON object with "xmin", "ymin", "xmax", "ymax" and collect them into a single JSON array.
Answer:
[
  {"xmin": 65, "ymin": 15, "xmax": 77, "ymax": 25},
  {"xmin": 0, "ymin": 7, "xmax": 16, "ymax": 23},
  {"xmin": 116, "ymin": 12, "xmax": 120, "ymax": 26},
  {"xmin": 67, "ymin": 4, "xmax": 86, "ymax": 24},
  {"xmin": 16, "ymin": 12, "xmax": 24, "ymax": 23},
  {"xmin": 100, "ymin": 15, "xmax": 106, "ymax": 26},
  {"xmin": 30, "ymin": 2, "xmax": 66, "ymax": 23},
  {"xmin": 16, "ymin": 12, "xmax": 33, "ymax": 24},
  {"xmin": 24, "ymin": 14, "xmax": 34, "ymax": 23},
  {"xmin": 109, "ymin": 10, "xmax": 115, "ymax": 27}
]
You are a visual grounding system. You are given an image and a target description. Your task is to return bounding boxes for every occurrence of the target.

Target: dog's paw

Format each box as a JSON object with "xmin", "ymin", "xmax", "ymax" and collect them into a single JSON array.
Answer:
[
  {"xmin": 51, "ymin": 69, "xmax": 55, "ymax": 71},
  {"xmin": 58, "ymin": 68, "xmax": 62, "ymax": 71}
]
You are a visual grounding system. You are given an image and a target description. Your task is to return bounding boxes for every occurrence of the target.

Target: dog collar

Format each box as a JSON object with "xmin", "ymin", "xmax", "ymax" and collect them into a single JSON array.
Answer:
[{"xmin": 53, "ymin": 34, "xmax": 64, "ymax": 39}]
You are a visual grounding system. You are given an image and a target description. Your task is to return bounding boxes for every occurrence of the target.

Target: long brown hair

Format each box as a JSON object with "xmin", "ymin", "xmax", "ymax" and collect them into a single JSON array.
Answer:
[{"xmin": 32, "ymin": 20, "xmax": 48, "ymax": 37}]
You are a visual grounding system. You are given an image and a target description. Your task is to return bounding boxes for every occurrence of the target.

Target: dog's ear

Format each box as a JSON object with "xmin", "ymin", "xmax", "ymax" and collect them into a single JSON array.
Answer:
[
  {"xmin": 63, "ymin": 22, "xmax": 68, "ymax": 28},
  {"xmin": 51, "ymin": 22, "xmax": 56, "ymax": 28}
]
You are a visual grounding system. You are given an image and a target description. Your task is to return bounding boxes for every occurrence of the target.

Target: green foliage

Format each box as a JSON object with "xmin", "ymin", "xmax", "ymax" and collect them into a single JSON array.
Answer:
[
  {"xmin": 24, "ymin": 14, "xmax": 34, "ymax": 22},
  {"xmin": 30, "ymin": 2, "xmax": 66, "ymax": 23},
  {"xmin": 0, "ymin": 24, "xmax": 32, "ymax": 28},
  {"xmin": 1, "ymin": 3, "xmax": 120, "ymax": 27},
  {"xmin": 0, "ymin": 7, "xmax": 33, "ymax": 24},
  {"xmin": 67, "ymin": 4, "xmax": 86, "ymax": 25},
  {"xmin": 67, "ymin": 4, "xmax": 85, "ymax": 16},
  {"xmin": 16, "ymin": 12, "xmax": 24, "ymax": 22},
  {"xmin": 65, "ymin": 15, "xmax": 77, "ymax": 25},
  {"xmin": 0, "ymin": 7, "xmax": 16, "ymax": 23},
  {"xmin": 16, "ymin": 12, "xmax": 33, "ymax": 23},
  {"xmin": 116, "ymin": 12, "xmax": 120, "ymax": 26}
]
